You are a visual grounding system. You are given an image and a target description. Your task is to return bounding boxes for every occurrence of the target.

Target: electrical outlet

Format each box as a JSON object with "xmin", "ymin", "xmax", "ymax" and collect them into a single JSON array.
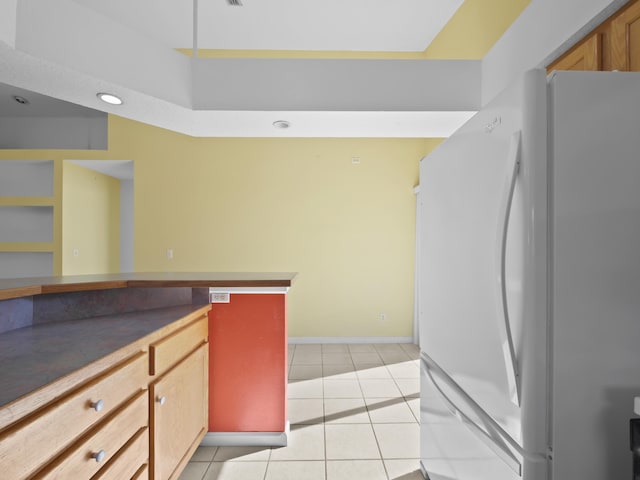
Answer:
[
  {"xmin": 378, "ymin": 313, "xmax": 386, "ymax": 322},
  {"xmin": 166, "ymin": 248, "xmax": 173, "ymax": 260},
  {"xmin": 210, "ymin": 292, "xmax": 230, "ymax": 303},
  {"xmin": 73, "ymin": 248, "xmax": 79, "ymax": 258}
]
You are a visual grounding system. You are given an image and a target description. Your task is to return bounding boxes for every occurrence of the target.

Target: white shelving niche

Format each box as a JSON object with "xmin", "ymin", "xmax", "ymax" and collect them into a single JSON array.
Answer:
[{"xmin": 0, "ymin": 160, "xmax": 55, "ymax": 278}]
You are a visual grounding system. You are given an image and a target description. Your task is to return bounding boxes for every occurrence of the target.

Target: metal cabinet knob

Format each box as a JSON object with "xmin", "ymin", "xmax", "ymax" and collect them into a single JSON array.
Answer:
[
  {"xmin": 92, "ymin": 449, "xmax": 106, "ymax": 463},
  {"xmin": 157, "ymin": 395, "xmax": 167, "ymax": 406},
  {"xmin": 90, "ymin": 399, "xmax": 104, "ymax": 412}
]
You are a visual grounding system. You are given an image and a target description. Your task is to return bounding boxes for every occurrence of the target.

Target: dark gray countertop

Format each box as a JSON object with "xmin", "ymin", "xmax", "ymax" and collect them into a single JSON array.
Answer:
[{"xmin": 0, "ymin": 304, "xmax": 206, "ymax": 407}]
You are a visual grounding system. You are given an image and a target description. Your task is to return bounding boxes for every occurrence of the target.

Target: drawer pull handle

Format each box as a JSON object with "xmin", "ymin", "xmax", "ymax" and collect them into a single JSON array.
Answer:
[
  {"xmin": 157, "ymin": 395, "xmax": 167, "ymax": 406},
  {"xmin": 92, "ymin": 450, "xmax": 106, "ymax": 463},
  {"xmin": 90, "ymin": 399, "xmax": 104, "ymax": 412}
]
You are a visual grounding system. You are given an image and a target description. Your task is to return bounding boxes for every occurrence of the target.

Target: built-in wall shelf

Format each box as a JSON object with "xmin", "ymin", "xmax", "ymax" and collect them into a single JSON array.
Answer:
[
  {"xmin": 0, "ymin": 160, "xmax": 54, "ymax": 196},
  {"xmin": 0, "ymin": 206, "xmax": 54, "ymax": 243},
  {"xmin": 0, "ymin": 252, "xmax": 54, "ymax": 278},
  {"xmin": 0, "ymin": 160, "xmax": 58, "ymax": 278},
  {"xmin": 0, "ymin": 243, "xmax": 54, "ymax": 252},
  {"xmin": 0, "ymin": 197, "xmax": 55, "ymax": 206}
]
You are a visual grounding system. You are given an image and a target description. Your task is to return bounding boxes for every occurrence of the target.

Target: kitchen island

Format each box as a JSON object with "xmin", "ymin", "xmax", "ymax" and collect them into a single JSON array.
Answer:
[{"xmin": 0, "ymin": 272, "xmax": 295, "ymax": 479}]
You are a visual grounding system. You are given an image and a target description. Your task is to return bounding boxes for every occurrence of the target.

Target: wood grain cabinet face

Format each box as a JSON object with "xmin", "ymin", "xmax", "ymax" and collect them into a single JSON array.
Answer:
[
  {"xmin": 549, "ymin": 33, "xmax": 602, "ymax": 71},
  {"xmin": 612, "ymin": 0, "xmax": 640, "ymax": 71},
  {"xmin": 150, "ymin": 316, "xmax": 208, "ymax": 376},
  {"xmin": 0, "ymin": 352, "xmax": 148, "ymax": 480},
  {"xmin": 132, "ymin": 463, "xmax": 150, "ymax": 480},
  {"xmin": 91, "ymin": 427, "xmax": 150, "ymax": 480},
  {"xmin": 151, "ymin": 343, "xmax": 208, "ymax": 480},
  {"xmin": 0, "ymin": 310, "xmax": 208, "ymax": 480},
  {"xmin": 548, "ymin": 0, "xmax": 640, "ymax": 73},
  {"xmin": 35, "ymin": 391, "xmax": 148, "ymax": 479}
]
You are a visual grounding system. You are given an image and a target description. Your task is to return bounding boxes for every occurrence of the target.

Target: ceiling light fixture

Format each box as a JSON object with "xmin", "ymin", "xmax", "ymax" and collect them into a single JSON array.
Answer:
[
  {"xmin": 12, "ymin": 95, "xmax": 29, "ymax": 105},
  {"xmin": 272, "ymin": 120, "xmax": 290, "ymax": 129},
  {"xmin": 97, "ymin": 92, "xmax": 123, "ymax": 105}
]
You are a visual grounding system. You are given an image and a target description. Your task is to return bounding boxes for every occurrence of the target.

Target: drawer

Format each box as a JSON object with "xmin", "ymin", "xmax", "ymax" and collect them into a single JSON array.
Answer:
[
  {"xmin": 0, "ymin": 352, "xmax": 147, "ymax": 480},
  {"xmin": 35, "ymin": 390, "xmax": 148, "ymax": 479},
  {"xmin": 91, "ymin": 426, "xmax": 149, "ymax": 480},
  {"xmin": 132, "ymin": 463, "xmax": 149, "ymax": 480},
  {"xmin": 150, "ymin": 316, "xmax": 207, "ymax": 376}
]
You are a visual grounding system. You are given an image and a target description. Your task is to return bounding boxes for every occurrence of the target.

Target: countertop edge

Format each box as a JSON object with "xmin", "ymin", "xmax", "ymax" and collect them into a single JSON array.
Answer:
[{"xmin": 0, "ymin": 273, "xmax": 296, "ymax": 301}]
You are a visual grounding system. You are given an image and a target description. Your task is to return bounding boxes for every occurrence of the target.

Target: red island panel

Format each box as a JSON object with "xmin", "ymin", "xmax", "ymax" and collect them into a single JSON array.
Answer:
[{"xmin": 208, "ymin": 294, "xmax": 287, "ymax": 433}]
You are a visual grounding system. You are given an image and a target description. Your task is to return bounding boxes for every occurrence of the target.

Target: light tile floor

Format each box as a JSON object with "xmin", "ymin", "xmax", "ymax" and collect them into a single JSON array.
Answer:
[{"xmin": 179, "ymin": 343, "xmax": 423, "ymax": 480}]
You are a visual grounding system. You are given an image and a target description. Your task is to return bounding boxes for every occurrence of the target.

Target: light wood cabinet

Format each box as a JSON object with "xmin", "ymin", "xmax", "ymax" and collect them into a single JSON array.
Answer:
[
  {"xmin": 36, "ymin": 391, "xmax": 148, "ymax": 479},
  {"xmin": 150, "ymin": 316, "xmax": 208, "ymax": 376},
  {"xmin": 611, "ymin": 0, "xmax": 640, "ymax": 70},
  {"xmin": 550, "ymin": 33, "xmax": 602, "ymax": 71},
  {"xmin": 548, "ymin": 0, "xmax": 640, "ymax": 73},
  {"xmin": 132, "ymin": 463, "xmax": 150, "ymax": 480},
  {"xmin": 92, "ymin": 427, "xmax": 150, "ymax": 480},
  {"xmin": 151, "ymin": 343, "xmax": 208, "ymax": 480},
  {"xmin": 0, "ymin": 352, "xmax": 148, "ymax": 479},
  {"xmin": 0, "ymin": 309, "xmax": 209, "ymax": 480}
]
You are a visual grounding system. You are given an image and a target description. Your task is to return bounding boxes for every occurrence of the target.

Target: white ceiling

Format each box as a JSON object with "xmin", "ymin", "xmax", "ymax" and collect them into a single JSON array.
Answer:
[
  {"xmin": 71, "ymin": 0, "xmax": 464, "ymax": 52},
  {"xmin": 0, "ymin": 0, "xmax": 480, "ymax": 138},
  {"xmin": 0, "ymin": 82, "xmax": 104, "ymax": 117}
]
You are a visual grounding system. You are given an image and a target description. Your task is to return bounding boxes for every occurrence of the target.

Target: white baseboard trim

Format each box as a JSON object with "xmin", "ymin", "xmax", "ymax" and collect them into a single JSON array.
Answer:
[
  {"xmin": 200, "ymin": 422, "xmax": 290, "ymax": 447},
  {"xmin": 288, "ymin": 336, "xmax": 415, "ymax": 344}
]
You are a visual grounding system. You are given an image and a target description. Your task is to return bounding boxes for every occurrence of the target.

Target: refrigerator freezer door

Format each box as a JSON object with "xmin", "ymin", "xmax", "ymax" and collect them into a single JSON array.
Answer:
[
  {"xmin": 419, "ymin": 100, "xmax": 525, "ymax": 443},
  {"xmin": 421, "ymin": 359, "xmax": 523, "ymax": 480},
  {"xmin": 422, "ymin": 354, "xmax": 524, "ymax": 473},
  {"xmin": 419, "ymin": 69, "xmax": 549, "ymax": 480}
]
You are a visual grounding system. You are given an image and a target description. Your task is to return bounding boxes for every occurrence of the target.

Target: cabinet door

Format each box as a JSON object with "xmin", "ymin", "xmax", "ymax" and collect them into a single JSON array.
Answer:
[
  {"xmin": 612, "ymin": 0, "xmax": 640, "ymax": 71},
  {"xmin": 150, "ymin": 343, "xmax": 208, "ymax": 480},
  {"xmin": 549, "ymin": 32, "xmax": 602, "ymax": 71}
]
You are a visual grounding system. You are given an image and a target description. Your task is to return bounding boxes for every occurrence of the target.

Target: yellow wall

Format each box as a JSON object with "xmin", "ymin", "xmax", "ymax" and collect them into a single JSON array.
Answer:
[
  {"xmin": 1, "ymin": 117, "xmax": 442, "ymax": 338},
  {"xmin": 62, "ymin": 161, "xmax": 120, "ymax": 275},
  {"xmin": 0, "ymin": 0, "xmax": 531, "ymax": 336},
  {"xmin": 424, "ymin": 0, "xmax": 531, "ymax": 59}
]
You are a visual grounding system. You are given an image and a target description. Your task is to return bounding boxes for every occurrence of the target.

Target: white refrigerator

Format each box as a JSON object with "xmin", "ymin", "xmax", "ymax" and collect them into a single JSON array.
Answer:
[{"xmin": 418, "ymin": 69, "xmax": 640, "ymax": 480}]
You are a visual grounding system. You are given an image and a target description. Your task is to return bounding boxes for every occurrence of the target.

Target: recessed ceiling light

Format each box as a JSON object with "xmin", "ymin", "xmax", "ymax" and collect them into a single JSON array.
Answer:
[
  {"xmin": 97, "ymin": 92, "xmax": 123, "ymax": 105},
  {"xmin": 13, "ymin": 95, "xmax": 29, "ymax": 105},
  {"xmin": 272, "ymin": 120, "xmax": 290, "ymax": 129}
]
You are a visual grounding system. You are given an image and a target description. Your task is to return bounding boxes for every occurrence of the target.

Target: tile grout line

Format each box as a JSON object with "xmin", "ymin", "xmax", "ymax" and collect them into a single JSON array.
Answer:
[
  {"xmin": 321, "ymin": 343, "xmax": 328, "ymax": 480},
  {"xmin": 274, "ymin": 342, "xmax": 293, "ymax": 479},
  {"xmin": 353, "ymin": 347, "xmax": 392, "ymax": 480},
  {"xmin": 357, "ymin": 348, "xmax": 393, "ymax": 480}
]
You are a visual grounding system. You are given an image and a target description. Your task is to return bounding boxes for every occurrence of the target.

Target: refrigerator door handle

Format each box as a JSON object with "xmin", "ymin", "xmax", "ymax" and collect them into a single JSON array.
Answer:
[
  {"xmin": 422, "ymin": 353, "xmax": 525, "ymax": 475},
  {"xmin": 496, "ymin": 130, "xmax": 522, "ymax": 406}
]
